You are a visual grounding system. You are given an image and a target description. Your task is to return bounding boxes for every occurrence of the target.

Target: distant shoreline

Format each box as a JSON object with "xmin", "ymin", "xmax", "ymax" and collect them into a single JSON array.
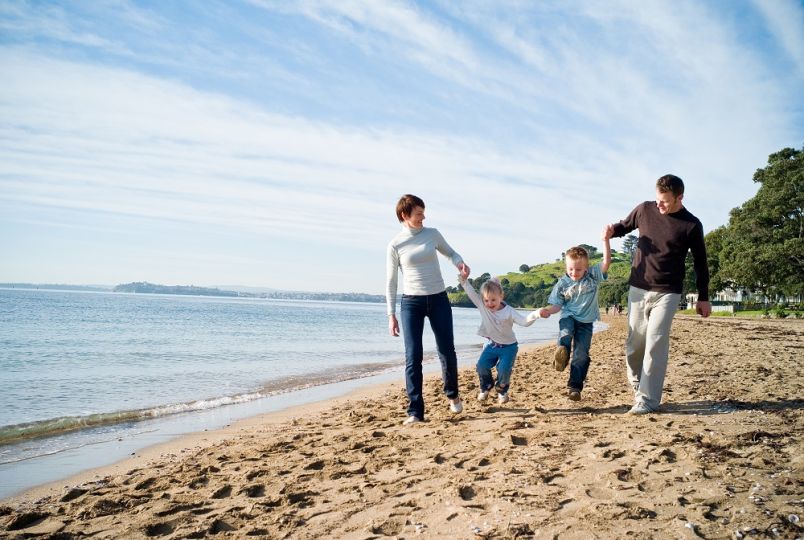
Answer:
[{"xmin": 0, "ymin": 282, "xmax": 385, "ymax": 303}]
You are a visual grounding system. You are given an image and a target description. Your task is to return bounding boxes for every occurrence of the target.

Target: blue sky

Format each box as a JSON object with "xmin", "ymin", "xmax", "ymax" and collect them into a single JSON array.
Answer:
[{"xmin": 1, "ymin": 1, "xmax": 803, "ymax": 294}]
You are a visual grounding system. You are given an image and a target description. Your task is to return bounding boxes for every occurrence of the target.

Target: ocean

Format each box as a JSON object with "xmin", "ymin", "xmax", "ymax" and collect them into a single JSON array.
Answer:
[{"xmin": 0, "ymin": 287, "xmax": 567, "ymax": 499}]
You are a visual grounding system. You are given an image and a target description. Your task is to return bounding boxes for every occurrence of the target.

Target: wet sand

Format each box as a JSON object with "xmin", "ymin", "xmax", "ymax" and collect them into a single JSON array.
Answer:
[{"xmin": 2, "ymin": 315, "xmax": 802, "ymax": 539}]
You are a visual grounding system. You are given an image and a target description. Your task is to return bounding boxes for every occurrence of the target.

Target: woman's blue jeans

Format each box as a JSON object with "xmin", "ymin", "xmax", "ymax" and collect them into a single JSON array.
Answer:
[
  {"xmin": 558, "ymin": 316, "xmax": 593, "ymax": 391},
  {"xmin": 400, "ymin": 291, "xmax": 459, "ymax": 420},
  {"xmin": 476, "ymin": 341, "xmax": 518, "ymax": 394}
]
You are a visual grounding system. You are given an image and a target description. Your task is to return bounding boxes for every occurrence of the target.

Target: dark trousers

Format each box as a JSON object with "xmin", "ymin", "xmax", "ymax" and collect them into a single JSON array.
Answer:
[{"xmin": 400, "ymin": 291, "xmax": 459, "ymax": 420}]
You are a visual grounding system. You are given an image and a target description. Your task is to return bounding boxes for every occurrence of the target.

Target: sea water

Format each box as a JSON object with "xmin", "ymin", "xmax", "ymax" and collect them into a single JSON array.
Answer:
[{"xmin": 0, "ymin": 287, "xmax": 566, "ymax": 498}]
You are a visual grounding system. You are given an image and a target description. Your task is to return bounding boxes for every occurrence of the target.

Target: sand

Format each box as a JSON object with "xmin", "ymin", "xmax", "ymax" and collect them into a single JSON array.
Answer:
[{"xmin": 2, "ymin": 315, "xmax": 802, "ymax": 539}]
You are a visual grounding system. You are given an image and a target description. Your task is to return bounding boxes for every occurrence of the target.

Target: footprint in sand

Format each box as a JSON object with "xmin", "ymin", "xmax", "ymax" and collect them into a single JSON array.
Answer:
[
  {"xmin": 585, "ymin": 487, "xmax": 613, "ymax": 500},
  {"xmin": 458, "ymin": 485, "xmax": 477, "ymax": 501},
  {"xmin": 602, "ymin": 449, "xmax": 626, "ymax": 460},
  {"xmin": 613, "ymin": 468, "xmax": 632, "ymax": 482},
  {"xmin": 370, "ymin": 517, "xmax": 405, "ymax": 536},
  {"xmin": 210, "ymin": 485, "xmax": 232, "ymax": 499},
  {"xmin": 510, "ymin": 435, "xmax": 528, "ymax": 446},
  {"xmin": 240, "ymin": 484, "xmax": 265, "ymax": 498},
  {"xmin": 143, "ymin": 521, "xmax": 175, "ymax": 537},
  {"xmin": 4, "ymin": 511, "xmax": 50, "ymax": 532},
  {"xmin": 60, "ymin": 487, "xmax": 88, "ymax": 502},
  {"xmin": 304, "ymin": 459, "xmax": 326, "ymax": 471},
  {"xmin": 208, "ymin": 519, "xmax": 237, "ymax": 534}
]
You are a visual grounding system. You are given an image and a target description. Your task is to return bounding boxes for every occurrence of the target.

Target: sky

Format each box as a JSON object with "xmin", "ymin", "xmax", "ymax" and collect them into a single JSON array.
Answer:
[{"xmin": 1, "ymin": 1, "xmax": 803, "ymax": 294}]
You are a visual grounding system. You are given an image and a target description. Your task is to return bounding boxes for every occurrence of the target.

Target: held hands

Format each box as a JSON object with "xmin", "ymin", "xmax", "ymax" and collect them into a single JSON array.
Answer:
[
  {"xmin": 458, "ymin": 264, "xmax": 470, "ymax": 282},
  {"xmin": 538, "ymin": 307, "xmax": 552, "ymax": 319},
  {"xmin": 389, "ymin": 314, "xmax": 400, "ymax": 337},
  {"xmin": 697, "ymin": 301, "xmax": 712, "ymax": 318},
  {"xmin": 602, "ymin": 223, "xmax": 614, "ymax": 240},
  {"xmin": 457, "ymin": 262, "xmax": 471, "ymax": 281}
]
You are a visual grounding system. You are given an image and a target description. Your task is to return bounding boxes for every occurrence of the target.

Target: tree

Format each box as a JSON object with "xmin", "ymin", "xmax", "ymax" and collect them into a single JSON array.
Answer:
[
  {"xmin": 599, "ymin": 277, "xmax": 629, "ymax": 308},
  {"xmin": 519, "ymin": 264, "xmax": 530, "ymax": 273},
  {"xmin": 622, "ymin": 234, "xmax": 638, "ymax": 261},
  {"xmin": 471, "ymin": 273, "xmax": 491, "ymax": 290},
  {"xmin": 718, "ymin": 146, "xmax": 804, "ymax": 298},
  {"xmin": 703, "ymin": 226, "xmax": 728, "ymax": 294}
]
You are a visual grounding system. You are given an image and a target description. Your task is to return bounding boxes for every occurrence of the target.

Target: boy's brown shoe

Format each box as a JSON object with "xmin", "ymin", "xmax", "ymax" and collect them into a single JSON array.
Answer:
[{"xmin": 553, "ymin": 345, "xmax": 569, "ymax": 371}]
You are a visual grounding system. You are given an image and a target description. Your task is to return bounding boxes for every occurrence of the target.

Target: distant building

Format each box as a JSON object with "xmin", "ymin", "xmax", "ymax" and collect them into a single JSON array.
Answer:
[{"xmin": 686, "ymin": 288, "xmax": 801, "ymax": 312}]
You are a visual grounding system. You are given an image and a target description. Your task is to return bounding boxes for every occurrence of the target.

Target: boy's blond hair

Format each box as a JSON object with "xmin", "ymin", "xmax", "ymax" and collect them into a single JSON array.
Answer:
[
  {"xmin": 480, "ymin": 278, "xmax": 504, "ymax": 297},
  {"xmin": 565, "ymin": 246, "xmax": 589, "ymax": 262}
]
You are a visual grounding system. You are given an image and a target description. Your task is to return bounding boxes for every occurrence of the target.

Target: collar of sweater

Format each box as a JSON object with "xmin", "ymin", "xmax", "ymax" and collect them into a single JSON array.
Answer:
[{"xmin": 402, "ymin": 224, "xmax": 424, "ymax": 235}]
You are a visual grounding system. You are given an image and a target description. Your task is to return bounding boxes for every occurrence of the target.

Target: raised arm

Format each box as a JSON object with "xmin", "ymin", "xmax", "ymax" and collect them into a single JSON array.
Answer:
[
  {"xmin": 459, "ymin": 275, "xmax": 484, "ymax": 310},
  {"xmin": 600, "ymin": 236, "xmax": 611, "ymax": 274}
]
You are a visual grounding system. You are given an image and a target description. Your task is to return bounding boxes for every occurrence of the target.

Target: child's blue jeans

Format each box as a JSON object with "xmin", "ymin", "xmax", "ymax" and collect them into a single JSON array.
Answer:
[
  {"xmin": 558, "ymin": 316, "xmax": 593, "ymax": 391},
  {"xmin": 476, "ymin": 341, "xmax": 519, "ymax": 394}
]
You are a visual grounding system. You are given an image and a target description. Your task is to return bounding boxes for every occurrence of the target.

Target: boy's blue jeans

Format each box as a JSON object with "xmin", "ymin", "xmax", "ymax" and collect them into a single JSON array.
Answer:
[
  {"xmin": 476, "ymin": 341, "xmax": 518, "ymax": 394},
  {"xmin": 558, "ymin": 316, "xmax": 593, "ymax": 391},
  {"xmin": 400, "ymin": 292, "xmax": 459, "ymax": 420}
]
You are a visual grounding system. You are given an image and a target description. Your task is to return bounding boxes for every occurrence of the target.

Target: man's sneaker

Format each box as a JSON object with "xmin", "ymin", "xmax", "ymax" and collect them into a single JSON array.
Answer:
[
  {"xmin": 449, "ymin": 398, "xmax": 463, "ymax": 414},
  {"xmin": 403, "ymin": 415, "xmax": 422, "ymax": 425},
  {"xmin": 553, "ymin": 346, "xmax": 569, "ymax": 371},
  {"xmin": 477, "ymin": 390, "xmax": 489, "ymax": 402},
  {"xmin": 628, "ymin": 402, "xmax": 653, "ymax": 415},
  {"xmin": 568, "ymin": 389, "xmax": 581, "ymax": 401},
  {"xmin": 497, "ymin": 392, "xmax": 509, "ymax": 404}
]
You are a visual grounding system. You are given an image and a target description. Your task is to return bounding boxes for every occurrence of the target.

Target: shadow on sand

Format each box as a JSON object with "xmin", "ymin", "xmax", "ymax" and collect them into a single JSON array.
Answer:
[{"xmin": 543, "ymin": 398, "xmax": 804, "ymax": 417}]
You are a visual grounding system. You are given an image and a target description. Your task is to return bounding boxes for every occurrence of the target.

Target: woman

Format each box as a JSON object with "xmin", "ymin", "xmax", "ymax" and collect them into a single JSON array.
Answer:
[{"xmin": 386, "ymin": 194, "xmax": 469, "ymax": 425}]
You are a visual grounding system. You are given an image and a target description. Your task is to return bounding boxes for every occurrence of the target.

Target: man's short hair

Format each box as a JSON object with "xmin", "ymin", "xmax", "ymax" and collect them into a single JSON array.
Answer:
[
  {"xmin": 565, "ymin": 246, "xmax": 589, "ymax": 261},
  {"xmin": 656, "ymin": 174, "xmax": 685, "ymax": 197},
  {"xmin": 395, "ymin": 194, "xmax": 425, "ymax": 222}
]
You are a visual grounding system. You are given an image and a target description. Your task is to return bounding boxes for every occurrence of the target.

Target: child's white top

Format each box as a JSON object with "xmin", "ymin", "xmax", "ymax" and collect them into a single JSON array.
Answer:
[
  {"xmin": 386, "ymin": 225, "xmax": 464, "ymax": 316},
  {"xmin": 461, "ymin": 278, "xmax": 539, "ymax": 345}
]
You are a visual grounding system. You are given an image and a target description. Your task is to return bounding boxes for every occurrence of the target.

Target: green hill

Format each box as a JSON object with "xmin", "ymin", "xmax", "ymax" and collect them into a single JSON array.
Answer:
[{"xmin": 448, "ymin": 249, "xmax": 632, "ymax": 309}]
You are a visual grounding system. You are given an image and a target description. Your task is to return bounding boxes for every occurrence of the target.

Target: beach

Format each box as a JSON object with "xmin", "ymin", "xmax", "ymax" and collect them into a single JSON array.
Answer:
[{"xmin": 2, "ymin": 315, "xmax": 802, "ymax": 539}]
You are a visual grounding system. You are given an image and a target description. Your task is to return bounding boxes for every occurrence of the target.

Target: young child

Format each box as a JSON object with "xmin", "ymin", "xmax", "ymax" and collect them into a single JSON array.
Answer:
[
  {"xmin": 539, "ymin": 239, "xmax": 611, "ymax": 401},
  {"xmin": 459, "ymin": 268, "xmax": 540, "ymax": 404}
]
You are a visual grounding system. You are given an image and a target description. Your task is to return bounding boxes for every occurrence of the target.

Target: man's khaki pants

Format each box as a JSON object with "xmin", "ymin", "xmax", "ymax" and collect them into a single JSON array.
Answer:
[{"xmin": 626, "ymin": 287, "xmax": 681, "ymax": 410}]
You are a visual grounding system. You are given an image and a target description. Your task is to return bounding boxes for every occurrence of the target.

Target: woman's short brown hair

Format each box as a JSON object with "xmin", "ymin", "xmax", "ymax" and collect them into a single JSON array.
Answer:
[{"xmin": 395, "ymin": 194, "xmax": 425, "ymax": 222}]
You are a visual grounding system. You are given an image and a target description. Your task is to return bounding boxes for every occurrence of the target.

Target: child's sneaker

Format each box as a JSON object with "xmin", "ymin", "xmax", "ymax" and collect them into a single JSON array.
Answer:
[
  {"xmin": 477, "ymin": 390, "xmax": 489, "ymax": 401},
  {"xmin": 497, "ymin": 392, "xmax": 509, "ymax": 404},
  {"xmin": 567, "ymin": 388, "xmax": 581, "ymax": 401},
  {"xmin": 449, "ymin": 397, "xmax": 463, "ymax": 414},
  {"xmin": 553, "ymin": 345, "xmax": 569, "ymax": 371},
  {"xmin": 403, "ymin": 415, "xmax": 422, "ymax": 425}
]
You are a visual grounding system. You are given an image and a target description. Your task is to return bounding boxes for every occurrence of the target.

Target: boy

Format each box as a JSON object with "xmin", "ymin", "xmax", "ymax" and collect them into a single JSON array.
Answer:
[{"xmin": 538, "ymin": 238, "xmax": 611, "ymax": 400}]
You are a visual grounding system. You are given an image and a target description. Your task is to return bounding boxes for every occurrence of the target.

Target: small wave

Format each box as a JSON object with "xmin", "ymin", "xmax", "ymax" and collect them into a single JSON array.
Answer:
[{"xmin": 0, "ymin": 358, "xmax": 407, "ymax": 446}]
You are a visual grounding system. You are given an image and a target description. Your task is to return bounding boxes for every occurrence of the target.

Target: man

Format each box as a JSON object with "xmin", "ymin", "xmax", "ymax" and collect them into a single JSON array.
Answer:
[{"xmin": 603, "ymin": 174, "xmax": 711, "ymax": 414}]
